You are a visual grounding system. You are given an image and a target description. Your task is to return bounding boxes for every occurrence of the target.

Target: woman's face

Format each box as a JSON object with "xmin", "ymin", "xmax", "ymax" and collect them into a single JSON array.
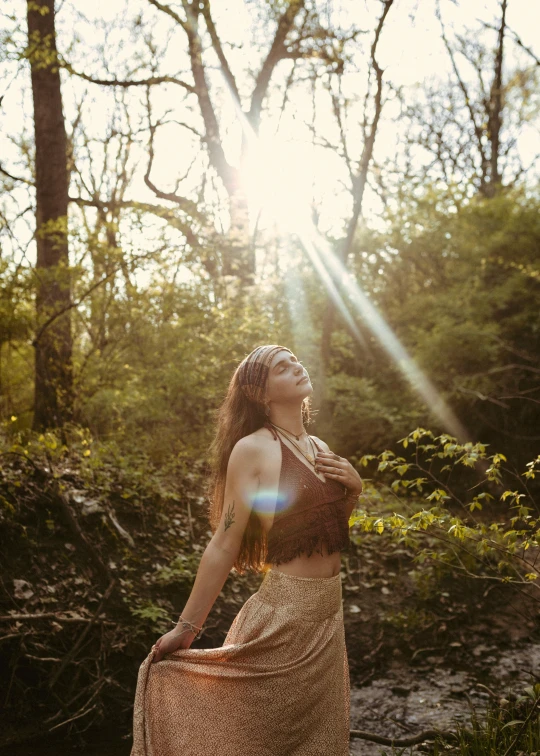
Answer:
[{"xmin": 265, "ymin": 349, "xmax": 312, "ymax": 403}]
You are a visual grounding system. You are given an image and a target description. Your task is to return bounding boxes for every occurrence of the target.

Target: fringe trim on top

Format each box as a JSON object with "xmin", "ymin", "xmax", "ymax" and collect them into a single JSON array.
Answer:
[{"xmin": 267, "ymin": 529, "xmax": 351, "ymax": 566}]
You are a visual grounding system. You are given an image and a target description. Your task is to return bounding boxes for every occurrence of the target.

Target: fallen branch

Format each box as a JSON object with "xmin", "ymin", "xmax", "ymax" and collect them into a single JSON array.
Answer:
[
  {"xmin": 24, "ymin": 654, "xmax": 62, "ymax": 662},
  {"xmin": 349, "ymin": 726, "xmax": 468, "ymax": 746},
  {"xmin": 0, "ymin": 612, "xmax": 114, "ymax": 624},
  {"xmin": 48, "ymin": 703, "xmax": 97, "ymax": 733}
]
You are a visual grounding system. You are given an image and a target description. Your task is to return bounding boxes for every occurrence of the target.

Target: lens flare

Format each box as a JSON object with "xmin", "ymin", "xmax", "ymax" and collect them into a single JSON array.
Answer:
[{"xmin": 250, "ymin": 488, "xmax": 291, "ymax": 518}]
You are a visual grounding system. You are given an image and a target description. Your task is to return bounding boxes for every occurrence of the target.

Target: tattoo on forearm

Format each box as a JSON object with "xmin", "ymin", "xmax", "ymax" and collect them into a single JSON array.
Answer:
[{"xmin": 224, "ymin": 499, "xmax": 235, "ymax": 531}]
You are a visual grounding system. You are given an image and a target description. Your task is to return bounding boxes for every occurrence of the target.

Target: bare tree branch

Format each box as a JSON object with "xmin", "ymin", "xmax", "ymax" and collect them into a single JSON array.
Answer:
[
  {"xmin": 200, "ymin": 0, "xmax": 241, "ymax": 106},
  {"xmin": 177, "ymin": 0, "xmax": 238, "ymax": 194},
  {"xmin": 248, "ymin": 0, "xmax": 306, "ymax": 131},
  {"xmin": 0, "ymin": 163, "xmax": 34, "ymax": 185},
  {"xmin": 436, "ymin": 0, "xmax": 489, "ymax": 192},
  {"xmin": 142, "ymin": 87, "xmax": 202, "ymax": 224},
  {"xmin": 147, "ymin": 0, "xmax": 187, "ymax": 29},
  {"xmin": 479, "ymin": 19, "xmax": 540, "ymax": 66},
  {"xmin": 63, "ymin": 65, "xmax": 195, "ymax": 93}
]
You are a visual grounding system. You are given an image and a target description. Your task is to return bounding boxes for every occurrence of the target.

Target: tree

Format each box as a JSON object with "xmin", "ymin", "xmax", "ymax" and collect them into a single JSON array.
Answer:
[
  {"xmin": 26, "ymin": 0, "xmax": 73, "ymax": 430},
  {"xmin": 315, "ymin": 0, "xmax": 395, "ymax": 425},
  {"xmin": 68, "ymin": 0, "xmax": 358, "ymax": 289},
  {"xmin": 436, "ymin": 0, "xmax": 508, "ymax": 198}
]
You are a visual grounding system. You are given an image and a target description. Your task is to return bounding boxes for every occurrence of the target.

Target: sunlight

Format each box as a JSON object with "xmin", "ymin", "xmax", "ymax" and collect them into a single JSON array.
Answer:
[
  {"xmin": 282, "ymin": 262, "xmax": 317, "ymax": 359},
  {"xmin": 222, "ymin": 75, "xmax": 469, "ymax": 441},
  {"xmin": 239, "ymin": 133, "xmax": 314, "ymax": 236},
  {"xmin": 306, "ymin": 227, "xmax": 469, "ymax": 439}
]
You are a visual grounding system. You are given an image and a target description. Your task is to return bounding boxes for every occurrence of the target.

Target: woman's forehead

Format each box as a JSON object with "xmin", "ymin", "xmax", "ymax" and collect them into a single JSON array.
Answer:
[{"xmin": 269, "ymin": 349, "xmax": 295, "ymax": 369}]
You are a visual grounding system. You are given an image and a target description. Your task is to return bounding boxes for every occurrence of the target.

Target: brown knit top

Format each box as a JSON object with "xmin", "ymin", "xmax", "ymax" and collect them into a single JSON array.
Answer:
[{"xmin": 264, "ymin": 422, "xmax": 354, "ymax": 566}]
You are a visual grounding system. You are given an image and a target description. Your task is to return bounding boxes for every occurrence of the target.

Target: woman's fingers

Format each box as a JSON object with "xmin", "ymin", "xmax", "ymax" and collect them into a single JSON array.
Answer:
[
  {"xmin": 315, "ymin": 454, "xmax": 345, "ymax": 474},
  {"xmin": 315, "ymin": 466, "xmax": 346, "ymax": 481},
  {"xmin": 152, "ymin": 647, "xmax": 165, "ymax": 664},
  {"xmin": 150, "ymin": 639, "xmax": 163, "ymax": 663},
  {"xmin": 315, "ymin": 451, "xmax": 363, "ymax": 492}
]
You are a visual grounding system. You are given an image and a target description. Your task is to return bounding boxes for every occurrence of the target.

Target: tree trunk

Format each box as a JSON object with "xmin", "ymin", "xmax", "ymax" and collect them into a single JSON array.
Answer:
[
  {"xmin": 318, "ymin": 0, "xmax": 394, "ymax": 424},
  {"xmin": 485, "ymin": 0, "xmax": 507, "ymax": 198},
  {"xmin": 222, "ymin": 188, "xmax": 253, "ymax": 283},
  {"xmin": 27, "ymin": 0, "xmax": 73, "ymax": 431}
]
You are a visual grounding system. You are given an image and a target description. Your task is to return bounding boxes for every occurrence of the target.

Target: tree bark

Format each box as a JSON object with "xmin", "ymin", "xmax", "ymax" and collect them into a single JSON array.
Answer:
[
  {"xmin": 485, "ymin": 0, "xmax": 507, "ymax": 198},
  {"xmin": 27, "ymin": 0, "xmax": 73, "ymax": 430}
]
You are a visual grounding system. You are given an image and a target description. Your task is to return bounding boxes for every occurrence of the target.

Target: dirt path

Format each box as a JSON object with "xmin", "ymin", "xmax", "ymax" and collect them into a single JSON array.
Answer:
[{"xmin": 348, "ymin": 642, "xmax": 539, "ymax": 755}]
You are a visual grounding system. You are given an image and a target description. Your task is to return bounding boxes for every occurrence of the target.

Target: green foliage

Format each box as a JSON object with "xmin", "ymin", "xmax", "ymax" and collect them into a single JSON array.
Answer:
[
  {"xmin": 349, "ymin": 186, "xmax": 540, "ymax": 465},
  {"xmin": 153, "ymin": 553, "xmax": 201, "ymax": 588},
  {"xmin": 350, "ymin": 427, "xmax": 539, "ymax": 590},
  {"xmin": 381, "ymin": 606, "xmax": 435, "ymax": 633},
  {"xmin": 69, "ymin": 279, "xmax": 295, "ymax": 463},
  {"xmin": 127, "ymin": 600, "xmax": 173, "ymax": 635}
]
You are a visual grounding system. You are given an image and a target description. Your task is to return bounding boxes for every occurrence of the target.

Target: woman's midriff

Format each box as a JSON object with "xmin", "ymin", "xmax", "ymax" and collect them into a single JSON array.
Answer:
[{"xmin": 268, "ymin": 542, "xmax": 342, "ymax": 579}]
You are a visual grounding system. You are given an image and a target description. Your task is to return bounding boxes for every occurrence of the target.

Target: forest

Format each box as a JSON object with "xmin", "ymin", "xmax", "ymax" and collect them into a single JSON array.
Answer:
[{"xmin": 0, "ymin": 0, "xmax": 539, "ymax": 753}]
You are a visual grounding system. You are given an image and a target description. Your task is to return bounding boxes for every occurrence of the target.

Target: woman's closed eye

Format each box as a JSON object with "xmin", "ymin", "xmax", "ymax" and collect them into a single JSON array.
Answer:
[{"xmin": 280, "ymin": 360, "xmax": 303, "ymax": 373}]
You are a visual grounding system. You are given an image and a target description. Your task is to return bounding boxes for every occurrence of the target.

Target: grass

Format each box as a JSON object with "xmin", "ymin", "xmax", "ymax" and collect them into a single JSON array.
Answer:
[{"xmin": 377, "ymin": 683, "xmax": 540, "ymax": 756}]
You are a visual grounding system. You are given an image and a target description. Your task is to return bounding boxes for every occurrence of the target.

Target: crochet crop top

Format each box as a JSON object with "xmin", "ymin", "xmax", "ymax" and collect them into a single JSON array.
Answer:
[{"xmin": 264, "ymin": 422, "xmax": 355, "ymax": 566}]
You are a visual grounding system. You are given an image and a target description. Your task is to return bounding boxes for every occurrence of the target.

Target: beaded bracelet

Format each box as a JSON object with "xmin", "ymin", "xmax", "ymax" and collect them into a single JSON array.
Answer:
[
  {"xmin": 343, "ymin": 486, "xmax": 363, "ymax": 500},
  {"xmin": 172, "ymin": 615, "xmax": 206, "ymax": 640}
]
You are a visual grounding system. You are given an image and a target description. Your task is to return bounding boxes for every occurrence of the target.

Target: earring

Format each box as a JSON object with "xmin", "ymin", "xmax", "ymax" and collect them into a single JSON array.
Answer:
[{"xmin": 264, "ymin": 400, "xmax": 271, "ymax": 417}]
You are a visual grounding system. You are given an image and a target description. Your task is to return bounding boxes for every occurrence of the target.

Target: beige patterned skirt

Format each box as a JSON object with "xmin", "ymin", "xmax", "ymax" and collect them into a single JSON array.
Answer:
[{"xmin": 130, "ymin": 568, "xmax": 350, "ymax": 756}]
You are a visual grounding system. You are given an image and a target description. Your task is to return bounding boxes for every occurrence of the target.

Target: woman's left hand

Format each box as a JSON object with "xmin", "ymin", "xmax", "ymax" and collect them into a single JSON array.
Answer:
[{"xmin": 314, "ymin": 451, "xmax": 364, "ymax": 494}]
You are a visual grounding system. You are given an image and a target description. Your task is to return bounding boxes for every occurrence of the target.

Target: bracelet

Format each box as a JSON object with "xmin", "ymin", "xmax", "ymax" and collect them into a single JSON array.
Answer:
[{"xmin": 172, "ymin": 615, "xmax": 206, "ymax": 640}]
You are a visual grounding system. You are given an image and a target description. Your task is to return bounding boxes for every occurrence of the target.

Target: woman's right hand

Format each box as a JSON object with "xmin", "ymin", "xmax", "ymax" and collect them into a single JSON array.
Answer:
[{"xmin": 151, "ymin": 626, "xmax": 195, "ymax": 663}]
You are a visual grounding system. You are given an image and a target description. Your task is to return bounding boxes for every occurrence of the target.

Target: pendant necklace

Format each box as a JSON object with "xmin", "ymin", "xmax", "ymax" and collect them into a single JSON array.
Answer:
[
  {"xmin": 269, "ymin": 420, "xmax": 305, "ymax": 441},
  {"xmin": 270, "ymin": 424, "xmax": 317, "ymax": 466}
]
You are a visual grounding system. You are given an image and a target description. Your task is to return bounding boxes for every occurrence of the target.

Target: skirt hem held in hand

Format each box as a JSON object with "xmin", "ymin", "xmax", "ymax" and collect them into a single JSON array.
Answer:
[{"xmin": 130, "ymin": 568, "xmax": 351, "ymax": 756}]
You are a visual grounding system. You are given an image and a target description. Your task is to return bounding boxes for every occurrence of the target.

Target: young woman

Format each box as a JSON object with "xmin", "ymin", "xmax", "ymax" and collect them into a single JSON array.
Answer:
[{"xmin": 130, "ymin": 344, "xmax": 364, "ymax": 756}]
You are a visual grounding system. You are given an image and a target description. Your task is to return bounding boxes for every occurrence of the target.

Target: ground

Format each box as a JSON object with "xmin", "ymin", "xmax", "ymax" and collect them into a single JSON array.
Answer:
[{"xmin": 1, "ymin": 531, "xmax": 538, "ymax": 756}]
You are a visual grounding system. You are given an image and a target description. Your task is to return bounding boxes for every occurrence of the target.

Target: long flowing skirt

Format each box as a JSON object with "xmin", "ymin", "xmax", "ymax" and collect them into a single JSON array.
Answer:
[{"xmin": 130, "ymin": 568, "xmax": 351, "ymax": 756}]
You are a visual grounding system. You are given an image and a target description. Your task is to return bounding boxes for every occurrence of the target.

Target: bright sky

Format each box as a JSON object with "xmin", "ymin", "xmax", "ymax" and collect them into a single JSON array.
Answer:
[{"xmin": 1, "ymin": 0, "xmax": 539, "ymax": 264}]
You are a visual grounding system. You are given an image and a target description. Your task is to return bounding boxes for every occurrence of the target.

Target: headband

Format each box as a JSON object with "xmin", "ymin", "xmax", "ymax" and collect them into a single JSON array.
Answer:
[{"xmin": 237, "ymin": 345, "xmax": 292, "ymax": 405}]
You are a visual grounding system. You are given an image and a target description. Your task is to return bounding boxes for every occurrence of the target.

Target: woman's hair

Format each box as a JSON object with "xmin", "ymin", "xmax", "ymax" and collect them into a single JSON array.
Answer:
[{"xmin": 206, "ymin": 346, "xmax": 312, "ymax": 574}]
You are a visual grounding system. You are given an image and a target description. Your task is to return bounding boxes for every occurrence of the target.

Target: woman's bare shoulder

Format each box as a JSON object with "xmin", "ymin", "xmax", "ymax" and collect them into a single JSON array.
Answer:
[{"xmin": 231, "ymin": 426, "xmax": 277, "ymax": 456}]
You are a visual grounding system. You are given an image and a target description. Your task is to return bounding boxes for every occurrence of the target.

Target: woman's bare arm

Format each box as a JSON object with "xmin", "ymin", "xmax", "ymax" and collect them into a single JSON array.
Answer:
[
  {"xmin": 151, "ymin": 436, "xmax": 263, "ymax": 661},
  {"xmin": 173, "ymin": 436, "xmax": 262, "ymax": 635}
]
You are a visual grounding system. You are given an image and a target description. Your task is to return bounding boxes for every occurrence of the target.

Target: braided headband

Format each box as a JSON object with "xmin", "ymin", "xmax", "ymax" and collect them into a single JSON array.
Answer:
[{"xmin": 237, "ymin": 345, "xmax": 292, "ymax": 405}]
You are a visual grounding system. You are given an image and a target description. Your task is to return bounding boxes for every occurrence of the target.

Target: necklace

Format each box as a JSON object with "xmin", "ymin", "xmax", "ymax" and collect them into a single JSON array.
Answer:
[
  {"xmin": 268, "ymin": 420, "xmax": 306, "ymax": 441},
  {"xmin": 273, "ymin": 427, "xmax": 317, "ymax": 466}
]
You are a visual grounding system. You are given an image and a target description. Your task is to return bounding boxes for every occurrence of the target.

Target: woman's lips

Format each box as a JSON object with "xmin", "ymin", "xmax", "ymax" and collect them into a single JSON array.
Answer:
[{"xmin": 297, "ymin": 376, "xmax": 310, "ymax": 384}]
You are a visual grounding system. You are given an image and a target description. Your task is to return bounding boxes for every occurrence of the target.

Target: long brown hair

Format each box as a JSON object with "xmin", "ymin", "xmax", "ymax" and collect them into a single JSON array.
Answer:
[{"xmin": 206, "ymin": 353, "xmax": 312, "ymax": 575}]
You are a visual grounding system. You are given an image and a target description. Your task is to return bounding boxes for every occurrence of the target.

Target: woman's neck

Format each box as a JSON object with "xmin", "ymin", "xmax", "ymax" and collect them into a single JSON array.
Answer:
[{"xmin": 267, "ymin": 406, "xmax": 305, "ymax": 436}]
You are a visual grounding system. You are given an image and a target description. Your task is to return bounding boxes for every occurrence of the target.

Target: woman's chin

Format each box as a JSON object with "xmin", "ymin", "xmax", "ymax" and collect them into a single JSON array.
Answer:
[{"xmin": 298, "ymin": 383, "xmax": 313, "ymax": 398}]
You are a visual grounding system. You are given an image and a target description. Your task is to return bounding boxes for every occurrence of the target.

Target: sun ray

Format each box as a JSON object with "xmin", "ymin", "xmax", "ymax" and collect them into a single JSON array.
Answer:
[{"xmin": 218, "ymin": 73, "xmax": 469, "ymax": 441}]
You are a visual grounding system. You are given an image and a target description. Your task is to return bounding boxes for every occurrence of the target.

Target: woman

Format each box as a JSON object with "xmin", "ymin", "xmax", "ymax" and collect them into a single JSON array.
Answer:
[{"xmin": 130, "ymin": 345, "xmax": 364, "ymax": 756}]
